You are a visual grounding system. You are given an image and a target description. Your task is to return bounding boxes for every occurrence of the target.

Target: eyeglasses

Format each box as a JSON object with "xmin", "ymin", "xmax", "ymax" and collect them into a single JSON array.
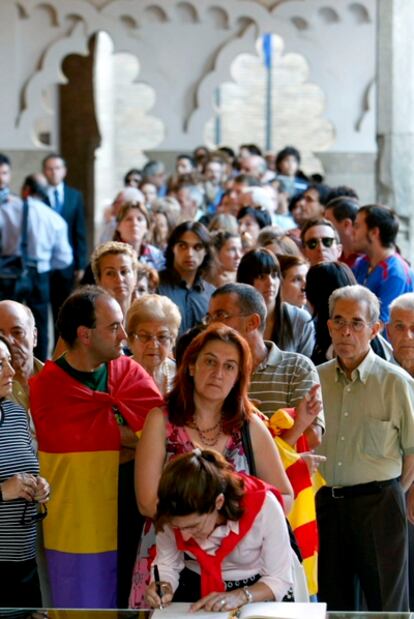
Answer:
[
  {"xmin": 20, "ymin": 501, "xmax": 48, "ymax": 526},
  {"xmin": 304, "ymin": 237, "xmax": 336, "ymax": 250},
  {"xmin": 203, "ymin": 311, "xmax": 249, "ymax": 325},
  {"xmin": 330, "ymin": 317, "xmax": 372, "ymax": 332},
  {"xmin": 132, "ymin": 332, "xmax": 172, "ymax": 345}
]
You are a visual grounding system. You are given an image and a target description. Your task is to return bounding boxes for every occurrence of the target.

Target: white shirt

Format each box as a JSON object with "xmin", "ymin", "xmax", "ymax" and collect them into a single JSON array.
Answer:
[
  {"xmin": 153, "ymin": 492, "xmax": 293, "ymax": 601},
  {"xmin": 0, "ymin": 195, "xmax": 73, "ymax": 273}
]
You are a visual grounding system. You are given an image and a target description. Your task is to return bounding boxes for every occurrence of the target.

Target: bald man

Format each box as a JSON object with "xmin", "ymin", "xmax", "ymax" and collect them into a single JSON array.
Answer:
[{"xmin": 0, "ymin": 300, "xmax": 42, "ymax": 409}]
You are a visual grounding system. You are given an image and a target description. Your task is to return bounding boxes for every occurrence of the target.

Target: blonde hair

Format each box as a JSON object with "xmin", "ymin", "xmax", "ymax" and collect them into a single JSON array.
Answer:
[
  {"xmin": 126, "ymin": 294, "xmax": 181, "ymax": 340},
  {"xmin": 91, "ymin": 241, "xmax": 138, "ymax": 282}
]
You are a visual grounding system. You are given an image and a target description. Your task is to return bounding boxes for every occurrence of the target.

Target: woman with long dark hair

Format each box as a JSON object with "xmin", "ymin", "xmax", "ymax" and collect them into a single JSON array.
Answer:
[
  {"xmin": 305, "ymin": 261, "xmax": 392, "ymax": 365},
  {"xmin": 237, "ymin": 248, "xmax": 315, "ymax": 357}
]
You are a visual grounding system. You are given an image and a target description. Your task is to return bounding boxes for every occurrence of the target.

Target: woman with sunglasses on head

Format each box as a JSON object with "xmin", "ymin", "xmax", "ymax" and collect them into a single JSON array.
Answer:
[
  {"xmin": 129, "ymin": 324, "xmax": 292, "ymax": 607},
  {"xmin": 237, "ymin": 248, "xmax": 315, "ymax": 357},
  {"xmin": 126, "ymin": 294, "xmax": 181, "ymax": 395},
  {"xmin": 145, "ymin": 448, "xmax": 293, "ymax": 611},
  {"xmin": 0, "ymin": 336, "xmax": 50, "ymax": 607}
]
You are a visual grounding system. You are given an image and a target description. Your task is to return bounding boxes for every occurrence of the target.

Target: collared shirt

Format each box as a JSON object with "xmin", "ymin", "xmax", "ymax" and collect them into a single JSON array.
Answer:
[
  {"xmin": 317, "ymin": 348, "xmax": 414, "ymax": 486},
  {"xmin": 158, "ymin": 268, "xmax": 215, "ymax": 336},
  {"xmin": 154, "ymin": 492, "xmax": 293, "ymax": 601},
  {"xmin": 249, "ymin": 341, "xmax": 324, "ymax": 429},
  {"xmin": 0, "ymin": 196, "xmax": 73, "ymax": 273},
  {"xmin": 353, "ymin": 253, "xmax": 414, "ymax": 323}
]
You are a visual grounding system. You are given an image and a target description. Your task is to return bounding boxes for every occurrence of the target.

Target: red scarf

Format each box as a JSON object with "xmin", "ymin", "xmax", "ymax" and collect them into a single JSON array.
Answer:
[
  {"xmin": 173, "ymin": 474, "xmax": 282, "ymax": 596},
  {"xmin": 30, "ymin": 356, "xmax": 164, "ymax": 452}
]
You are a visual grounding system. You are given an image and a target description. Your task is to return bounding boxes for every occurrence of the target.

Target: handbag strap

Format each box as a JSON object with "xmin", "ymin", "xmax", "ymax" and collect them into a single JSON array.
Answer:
[
  {"xmin": 241, "ymin": 420, "xmax": 257, "ymax": 476},
  {"xmin": 20, "ymin": 199, "xmax": 29, "ymax": 267}
]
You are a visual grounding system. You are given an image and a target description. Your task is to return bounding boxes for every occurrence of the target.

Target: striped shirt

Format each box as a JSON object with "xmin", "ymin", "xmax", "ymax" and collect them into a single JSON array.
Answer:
[
  {"xmin": 0, "ymin": 399, "xmax": 39, "ymax": 561},
  {"xmin": 249, "ymin": 341, "xmax": 324, "ymax": 427}
]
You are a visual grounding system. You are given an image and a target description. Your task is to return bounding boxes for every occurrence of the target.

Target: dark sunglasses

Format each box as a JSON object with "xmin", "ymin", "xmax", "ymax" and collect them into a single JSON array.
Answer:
[
  {"xmin": 304, "ymin": 237, "xmax": 336, "ymax": 250},
  {"xmin": 20, "ymin": 501, "xmax": 48, "ymax": 526}
]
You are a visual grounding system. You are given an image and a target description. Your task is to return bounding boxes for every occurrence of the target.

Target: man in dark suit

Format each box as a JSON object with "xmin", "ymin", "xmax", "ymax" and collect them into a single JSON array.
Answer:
[{"xmin": 43, "ymin": 153, "xmax": 88, "ymax": 339}]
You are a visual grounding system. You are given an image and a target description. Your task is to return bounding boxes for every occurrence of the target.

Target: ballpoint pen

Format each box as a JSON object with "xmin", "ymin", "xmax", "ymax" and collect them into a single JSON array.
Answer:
[{"xmin": 154, "ymin": 564, "xmax": 164, "ymax": 610}]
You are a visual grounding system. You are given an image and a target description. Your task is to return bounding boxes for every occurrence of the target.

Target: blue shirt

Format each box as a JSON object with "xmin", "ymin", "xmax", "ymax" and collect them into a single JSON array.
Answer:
[
  {"xmin": 353, "ymin": 253, "xmax": 414, "ymax": 323},
  {"xmin": 158, "ymin": 268, "xmax": 215, "ymax": 336}
]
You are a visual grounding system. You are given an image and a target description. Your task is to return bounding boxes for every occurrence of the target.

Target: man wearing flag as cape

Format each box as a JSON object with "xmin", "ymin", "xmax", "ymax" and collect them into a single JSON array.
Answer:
[{"xmin": 30, "ymin": 286, "xmax": 164, "ymax": 608}]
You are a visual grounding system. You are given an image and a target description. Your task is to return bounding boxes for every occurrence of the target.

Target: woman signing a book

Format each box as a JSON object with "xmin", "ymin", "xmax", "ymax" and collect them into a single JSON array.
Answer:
[{"xmin": 145, "ymin": 448, "xmax": 294, "ymax": 613}]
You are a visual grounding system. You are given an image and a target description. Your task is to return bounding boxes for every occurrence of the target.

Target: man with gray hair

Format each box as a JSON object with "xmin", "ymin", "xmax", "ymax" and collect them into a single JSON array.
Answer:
[
  {"xmin": 387, "ymin": 292, "xmax": 414, "ymax": 377},
  {"xmin": 0, "ymin": 300, "xmax": 41, "ymax": 409},
  {"xmin": 176, "ymin": 184, "xmax": 206, "ymax": 222},
  {"xmin": 386, "ymin": 292, "xmax": 414, "ymax": 609},
  {"xmin": 316, "ymin": 284, "xmax": 414, "ymax": 611}
]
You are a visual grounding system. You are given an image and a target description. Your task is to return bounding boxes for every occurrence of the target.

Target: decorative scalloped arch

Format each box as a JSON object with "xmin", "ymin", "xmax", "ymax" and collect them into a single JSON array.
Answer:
[{"xmin": 9, "ymin": 0, "xmax": 374, "ymax": 152}]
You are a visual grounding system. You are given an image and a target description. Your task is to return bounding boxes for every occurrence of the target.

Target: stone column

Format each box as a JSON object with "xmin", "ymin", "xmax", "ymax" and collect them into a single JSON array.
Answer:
[{"xmin": 377, "ymin": 0, "xmax": 414, "ymax": 261}]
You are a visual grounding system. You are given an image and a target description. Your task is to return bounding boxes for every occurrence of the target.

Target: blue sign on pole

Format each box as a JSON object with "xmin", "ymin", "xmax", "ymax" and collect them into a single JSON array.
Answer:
[{"xmin": 263, "ymin": 33, "xmax": 273, "ymax": 151}]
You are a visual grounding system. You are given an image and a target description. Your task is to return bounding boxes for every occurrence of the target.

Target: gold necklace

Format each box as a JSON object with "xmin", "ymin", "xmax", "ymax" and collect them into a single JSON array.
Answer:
[{"xmin": 189, "ymin": 416, "xmax": 222, "ymax": 446}]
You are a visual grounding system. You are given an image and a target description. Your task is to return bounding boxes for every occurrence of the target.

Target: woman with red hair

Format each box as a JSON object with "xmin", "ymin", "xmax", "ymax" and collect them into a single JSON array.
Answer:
[{"xmin": 129, "ymin": 324, "xmax": 292, "ymax": 606}]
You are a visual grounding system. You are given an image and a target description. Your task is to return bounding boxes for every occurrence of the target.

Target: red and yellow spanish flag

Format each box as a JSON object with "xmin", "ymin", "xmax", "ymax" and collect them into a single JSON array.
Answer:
[
  {"xmin": 30, "ymin": 356, "xmax": 163, "ymax": 608},
  {"xmin": 267, "ymin": 409, "xmax": 325, "ymax": 597}
]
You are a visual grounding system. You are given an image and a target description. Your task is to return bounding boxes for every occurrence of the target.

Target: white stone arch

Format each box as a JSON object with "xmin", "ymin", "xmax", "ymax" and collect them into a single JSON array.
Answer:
[
  {"xmin": 6, "ymin": 0, "xmax": 281, "ymax": 148},
  {"xmin": 7, "ymin": 0, "xmax": 375, "ymax": 153}
]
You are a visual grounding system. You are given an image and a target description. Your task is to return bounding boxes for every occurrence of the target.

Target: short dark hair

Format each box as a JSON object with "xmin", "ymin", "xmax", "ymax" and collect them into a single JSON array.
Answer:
[
  {"xmin": 237, "ymin": 206, "xmax": 271, "ymax": 229},
  {"xmin": 42, "ymin": 153, "xmax": 66, "ymax": 168},
  {"xmin": 123, "ymin": 168, "xmax": 141, "ymax": 185},
  {"xmin": 155, "ymin": 449, "xmax": 245, "ymax": 531},
  {"xmin": 212, "ymin": 282, "xmax": 267, "ymax": 331},
  {"xmin": 305, "ymin": 262, "xmax": 357, "ymax": 364},
  {"xmin": 217, "ymin": 146, "xmax": 236, "ymax": 159},
  {"xmin": 326, "ymin": 185, "xmax": 359, "ymax": 203},
  {"xmin": 275, "ymin": 146, "xmax": 301, "ymax": 171},
  {"xmin": 300, "ymin": 217, "xmax": 339, "ymax": 243},
  {"xmin": 176, "ymin": 154, "xmax": 195, "ymax": 167},
  {"xmin": 56, "ymin": 285, "xmax": 108, "ymax": 348},
  {"xmin": 305, "ymin": 183, "xmax": 332, "ymax": 206},
  {"xmin": 240, "ymin": 143, "xmax": 262, "ymax": 156},
  {"xmin": 0, "ymin": 154, "xmax": 11, "ymax": 167},
  {"xmin": 359, "ymin": 204, "xmax": 399, "ymax": 247},
  {"xmin": 165, "ymin": 221, "xmax": 212, "ymax": 273},
  {"xmin": 22, "ymin": 174, "xmax": 48, "ymax": 202},
  {"xmin": 325, "ymin": 197, "xmax": 359, "ymax": 223},
  {"xmin": 237, "ymin": 248, "xmax": 281, "ymax": 285}
]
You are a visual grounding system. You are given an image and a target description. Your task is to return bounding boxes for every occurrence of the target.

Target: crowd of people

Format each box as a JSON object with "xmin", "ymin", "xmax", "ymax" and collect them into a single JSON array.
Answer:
[{"xmin": 1, "ymin": 142, "xmax": 414, "ymax": 613}]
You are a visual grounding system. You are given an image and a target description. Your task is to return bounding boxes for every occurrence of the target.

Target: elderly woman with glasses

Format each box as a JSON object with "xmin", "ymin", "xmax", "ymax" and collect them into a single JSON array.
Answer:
[
  {"xmin": 0, "ymin": 335, "xmax": 50, "ymax": 607},
  {"xmin": 126, "ymin": 294, "xmax": 181, "ymax": 395}
]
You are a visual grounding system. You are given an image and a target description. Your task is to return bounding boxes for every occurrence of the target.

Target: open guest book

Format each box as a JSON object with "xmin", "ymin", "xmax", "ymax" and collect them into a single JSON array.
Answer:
[{"xmin": 151, "ymin": 601, "xmax": 327, "ymax": 618}]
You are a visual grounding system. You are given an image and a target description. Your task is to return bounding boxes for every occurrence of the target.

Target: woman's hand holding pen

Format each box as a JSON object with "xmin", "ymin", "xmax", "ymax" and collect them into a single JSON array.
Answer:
[{"xmin": 145, "ymin": 565, "xmax": 173, "ymax": 610}]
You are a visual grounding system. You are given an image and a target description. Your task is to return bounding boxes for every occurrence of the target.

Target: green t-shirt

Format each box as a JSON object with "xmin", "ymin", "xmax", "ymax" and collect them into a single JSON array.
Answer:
[
  {"xmin": 55, "ymin": 355, "xmax": 125, "ymax": 425},
  {"xmin": 56, "ymin": 355, "xmax": 108, "ymax": 392}
]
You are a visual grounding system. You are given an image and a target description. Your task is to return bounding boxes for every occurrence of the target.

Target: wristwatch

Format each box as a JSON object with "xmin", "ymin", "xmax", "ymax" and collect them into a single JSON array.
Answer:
[{"xmin": 242, "ymin": 586, "xmax": 253, "ymax": 604}]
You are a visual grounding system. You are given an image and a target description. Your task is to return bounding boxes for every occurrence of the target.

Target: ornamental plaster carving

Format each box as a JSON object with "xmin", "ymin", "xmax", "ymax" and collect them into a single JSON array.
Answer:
[{"xmin": 5, "ymin": 0, "xmax": 375, "ymax": 153}]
